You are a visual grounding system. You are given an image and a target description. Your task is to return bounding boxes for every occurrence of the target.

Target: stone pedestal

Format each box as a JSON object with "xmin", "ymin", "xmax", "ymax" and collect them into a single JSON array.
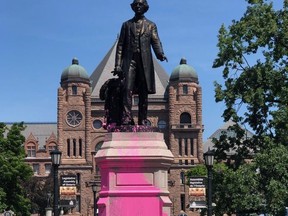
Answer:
[{"xmin": 95, "ymin": 132, "xmax": 174, "ymax": 216}]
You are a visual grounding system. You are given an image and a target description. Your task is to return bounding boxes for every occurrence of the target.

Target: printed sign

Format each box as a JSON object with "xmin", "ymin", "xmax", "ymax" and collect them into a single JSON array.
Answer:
[
  {"xmin": 189, "ymin": 177, "xmax": 206, "ymax": 197},
  {"xmin": 60, "ymin": 186, "xmax": 77, "ymax": 195},
  {"xmin": 61, "ymin": 175, "xmax": 77, "ymax": 186},
  {"xmin": 60, "ymin": 175, "xmax": 77, "ymax": 196}
]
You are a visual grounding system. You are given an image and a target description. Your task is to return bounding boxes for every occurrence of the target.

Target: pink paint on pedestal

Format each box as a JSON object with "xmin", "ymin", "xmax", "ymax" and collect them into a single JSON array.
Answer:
[{"xmin": 95, "ymin": 132, "xmax": 174, "ymax": 216}]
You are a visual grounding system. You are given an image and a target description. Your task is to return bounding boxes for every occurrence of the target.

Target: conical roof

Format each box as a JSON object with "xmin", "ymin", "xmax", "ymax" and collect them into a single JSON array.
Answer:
[{"xmin": 90, "ymin": 39, "xmax": 169, "ymax": 99}]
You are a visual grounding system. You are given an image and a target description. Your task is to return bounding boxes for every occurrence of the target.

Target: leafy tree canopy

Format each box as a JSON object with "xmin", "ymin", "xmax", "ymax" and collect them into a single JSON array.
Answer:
[
  {"xmin": 186, "ymin": 164, "xmax": 207, "ymax": 178},
  {"xmin": 211, "ymin": 0, "xmax": 288, "ymax": 215},
  {"xmin": 0, "ymin": 122, "xmax": 33, "ymax": 215},
  {"xmin": 24, "ymin": 174, "xmax": 53, "ymax": 215},
  {"xmin": 213, "ymin": 0, "xmax": 288, "ymax": 154}
]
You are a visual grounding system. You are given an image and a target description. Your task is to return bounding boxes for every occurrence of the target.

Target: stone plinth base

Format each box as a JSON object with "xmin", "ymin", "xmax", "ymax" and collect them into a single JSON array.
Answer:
[{"xmin": 95, "ymin": 132, "xmax": 174, "ymax": 216}]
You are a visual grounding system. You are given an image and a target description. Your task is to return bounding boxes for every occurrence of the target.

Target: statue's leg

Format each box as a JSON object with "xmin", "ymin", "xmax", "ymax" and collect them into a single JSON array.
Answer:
[
  {"xmin": 136, "ymin": 58, "xmax": 148, "ymax": 125},
  {"xmin": 138, "ymin": 89, "xmax": 148, "ymax": 125},
  {"xmin": 122, "ymin": 60, "xmax": 136, "ymax": 125}
]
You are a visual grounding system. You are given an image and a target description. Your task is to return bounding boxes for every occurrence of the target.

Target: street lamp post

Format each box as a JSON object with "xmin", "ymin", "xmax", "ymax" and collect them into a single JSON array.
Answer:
[
  {"xmin": 50, "ymin": 149, "xmax": 62, "ymax": 216},
  {"xmin": 204, "ymin": 148, "xmax": 214, "ymax": 216},
  {"xmin": 92, "ymin": 184, "xmax": 98, "ymax": 216},
  {"xmin": 86, "ymin": 176, "xmax": 101, "ymax": 216}
]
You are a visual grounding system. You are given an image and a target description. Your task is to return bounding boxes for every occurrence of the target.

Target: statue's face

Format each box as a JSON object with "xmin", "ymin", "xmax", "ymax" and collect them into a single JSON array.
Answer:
[{"xmin": 131, "ymin": 0, "xmax": 147, "ymax": 15}]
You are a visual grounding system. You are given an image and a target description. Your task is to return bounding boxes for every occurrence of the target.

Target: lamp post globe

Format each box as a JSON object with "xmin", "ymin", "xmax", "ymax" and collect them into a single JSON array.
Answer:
[
  {"xmin": 50, "ymin": 149, "xmax": 62, "ymax": 165},
  {"xmin": 92, "ymin": 184, "xmax": 97, "ymax": 193},
  {"xmin": 204, "ymin": 147, "xmax": 214, "ymax": 167},
  {"xmin": 50, "ymin": 149, "xmax": 62, "ymax": 216}
]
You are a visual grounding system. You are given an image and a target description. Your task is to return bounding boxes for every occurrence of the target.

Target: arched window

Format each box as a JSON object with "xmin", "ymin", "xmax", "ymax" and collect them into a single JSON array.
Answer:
[
  {"xmin": 184, "ymin": 139, "xmax": 188, "ymax": 156},
  {"xmin": 190, "ymin": 138, "xmax": 194, "ymax": 156},
  {"xmin": 180, "ymin": 171, "xmax": 185, "ymax": 184},
  {"xmin": 73, "ymin": 139, "xmax": 77, "ymax": 156},
  {"xmin": 183, "ymin": 85, "xmax": 188, "ymax": 94},
  {"xmin": 95, "ymin": 141, "xmax": 104, "ymax": 153},
  {"xmin": 180, "ymin": 112, "xmax": 191, "ymax": 124},
  {"xmin": 180, "ymin": 194, "xmax": 185, "ymax": 211},
  {"xmin": 79, "ymin": 139, "xmax": 82, "ymax": 157},
  {"xmin": 67, "ymin": 139, "xmax": 71, "ymax": 157},
  {"xmin": 178, "ymin": 139, "xmax": 182, "ymax": 156},
  {"xmin": 72, "ymin": 85, "xmax": 77, "ymax": 95},
  {"xmin": 47, "ymin": 142, "xmax": 56, "ymax": 152},
  {"xmin": 76, "ymin": 173, "xmax": 81, "ymax": 185}
]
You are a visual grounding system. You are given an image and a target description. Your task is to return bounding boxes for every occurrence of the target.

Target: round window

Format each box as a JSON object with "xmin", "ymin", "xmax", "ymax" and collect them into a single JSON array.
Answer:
[
  {"xmin": 157, "ymin": 120, "xmax": 167, "ymax": 129},
  {"xmin": 93, "ymin": 120, "xmax": 103, "ymax": 129},
  {"xmin": 142, "ymin": 119, "xmax": 151, "ymax": 126},
  {"xmin": 66, "ymin": 110, "xmax": 82, "ymax": 127}
]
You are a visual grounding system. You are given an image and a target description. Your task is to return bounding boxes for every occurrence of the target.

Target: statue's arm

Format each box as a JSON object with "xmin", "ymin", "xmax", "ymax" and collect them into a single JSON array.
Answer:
[
  {"xmin": 150, "ymin": 24, "xmax": 167, "ymax": 62},
  {"xmin": 115, "ymin": 23, "xmax": 126, "ymax": 70}
]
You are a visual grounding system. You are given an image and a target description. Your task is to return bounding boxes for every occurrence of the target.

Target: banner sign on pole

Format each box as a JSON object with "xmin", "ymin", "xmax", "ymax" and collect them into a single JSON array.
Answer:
[{"xmin": 189, "ymin": 177, "xmax": 206, "ymax": 197}]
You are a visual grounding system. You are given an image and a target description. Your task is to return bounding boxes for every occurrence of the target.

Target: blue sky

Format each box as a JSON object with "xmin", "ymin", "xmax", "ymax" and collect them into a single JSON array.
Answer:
[{"xmin": 0, "ymin": 1, "xmax": 282, "ymax": 140}]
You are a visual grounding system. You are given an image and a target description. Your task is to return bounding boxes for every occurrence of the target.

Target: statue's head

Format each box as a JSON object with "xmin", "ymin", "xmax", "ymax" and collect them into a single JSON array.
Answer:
[{"xmin": 130, "ymin": 0, "xmax": 149, "ymax": 15}]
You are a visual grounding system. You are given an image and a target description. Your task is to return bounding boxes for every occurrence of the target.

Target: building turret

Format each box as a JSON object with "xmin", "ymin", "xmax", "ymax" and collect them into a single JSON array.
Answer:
[
  {"xmin": 57, "ymin": 58, "xmax": 91, "ymax": 164},
  {"xmin": 168, "ymin": 58, "xmax": 204, "ymax": 213}
]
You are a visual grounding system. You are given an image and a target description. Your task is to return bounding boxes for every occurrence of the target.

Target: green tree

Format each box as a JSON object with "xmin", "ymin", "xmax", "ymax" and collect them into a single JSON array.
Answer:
[
  {"xmin": 213, "ymin": 0, "xmax": 288, "ymax": 158},
  {"xmin": 254, "ymin": 143, "xmax": 288, "ymax": 215},
  {"xmin": 0, "ymin": 188, "xmax": 7, "ymax": 211},
  {"xmin": 24, "ymin": 174, "xmax": 53, "ymax": 215},
  {"xmin": 212, "ymin": 0, "xmax": 288, "ymax": 215},
  {"xmin": 213, "ymin": 163, "xmax": 264, "ymax": 215},
  {"xmin": 0, "ymin": 122, "xmax": 33, "ymax": 215},
  {"xmin": 186, "ymin": 164, "xmax": 207, "ymax": 179}
]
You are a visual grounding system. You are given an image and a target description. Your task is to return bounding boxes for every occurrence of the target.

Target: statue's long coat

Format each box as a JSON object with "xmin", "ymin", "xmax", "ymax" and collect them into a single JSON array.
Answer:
[{"xmin": 115, "ymin": 16, "xmax": 165, "ymax": 94}]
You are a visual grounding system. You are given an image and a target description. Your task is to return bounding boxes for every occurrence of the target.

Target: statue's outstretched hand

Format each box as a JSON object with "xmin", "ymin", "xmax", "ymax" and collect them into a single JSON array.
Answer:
[
  {"xmin": 162, "ymin": 55, "xmax": 168, "ymax": 62},
  {"xmin": 158, "ymin": 54, "xmax": 168, "ymax": 62}
]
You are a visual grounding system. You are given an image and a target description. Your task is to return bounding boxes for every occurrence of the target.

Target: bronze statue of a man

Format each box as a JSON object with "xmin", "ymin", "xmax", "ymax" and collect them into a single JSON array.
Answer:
[{"xmin": 114, "ymin": 0, "xmax": 167, "ymax": 125}]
